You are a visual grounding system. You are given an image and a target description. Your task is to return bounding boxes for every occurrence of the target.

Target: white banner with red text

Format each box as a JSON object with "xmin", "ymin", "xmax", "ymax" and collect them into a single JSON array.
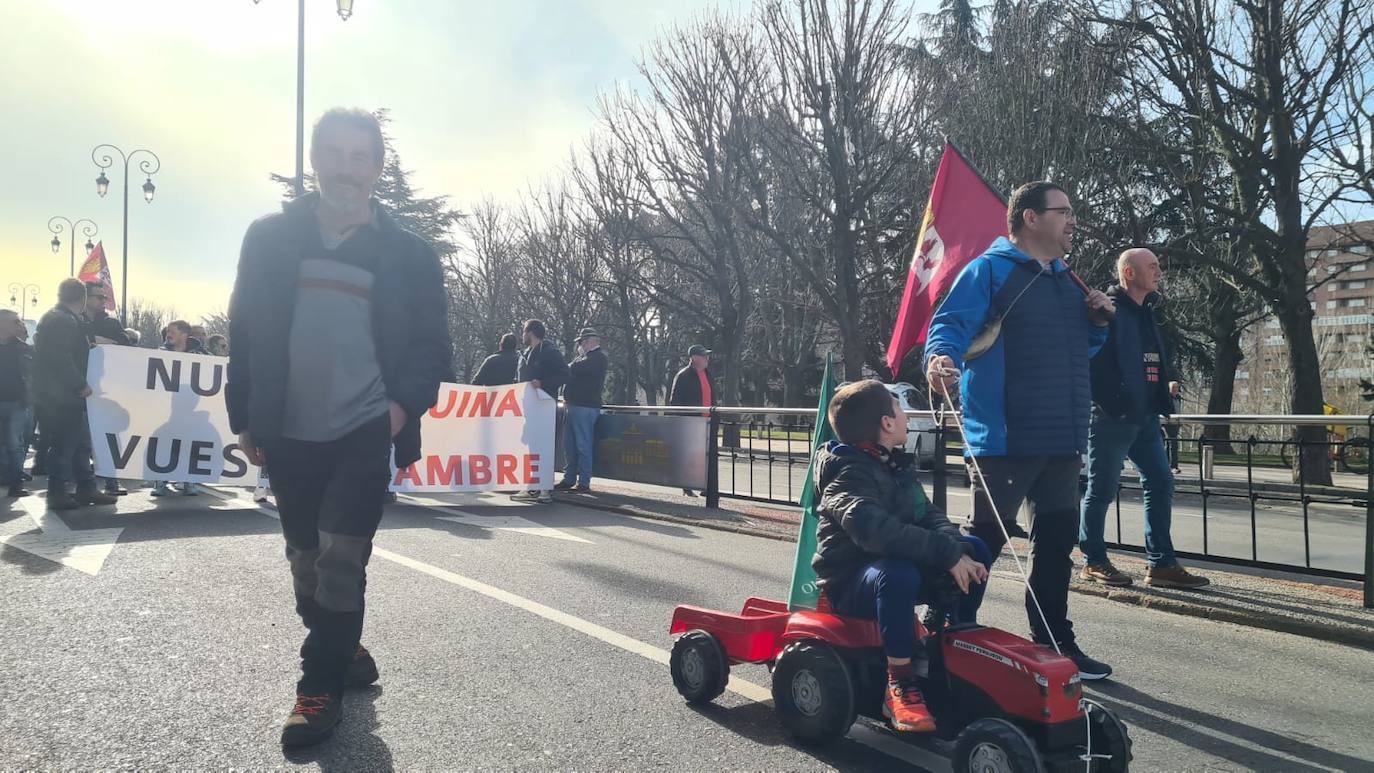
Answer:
[{"xmin": 86, "ymin": 346, "xmax": 557, "ymax": 491}]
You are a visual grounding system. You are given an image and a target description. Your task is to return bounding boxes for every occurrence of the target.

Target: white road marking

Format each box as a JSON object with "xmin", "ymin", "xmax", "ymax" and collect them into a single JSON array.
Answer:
[
  {"xmin": 400, "ymin": 494, "xmax": 592, "ymax": 543},
  {"xmin": 0, "ymin": 497, "xmax": 124, "ymax": 576}
]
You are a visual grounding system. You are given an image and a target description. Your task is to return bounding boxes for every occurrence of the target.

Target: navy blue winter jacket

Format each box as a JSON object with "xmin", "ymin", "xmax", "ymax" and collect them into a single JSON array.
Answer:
[
  {"xmin": 924, "ymin": 237, "xmax": 1107, "ymax": 457},
  {"xmin": 1089, "ymin": 286, "xmax": 1174, "ymax": 421}
]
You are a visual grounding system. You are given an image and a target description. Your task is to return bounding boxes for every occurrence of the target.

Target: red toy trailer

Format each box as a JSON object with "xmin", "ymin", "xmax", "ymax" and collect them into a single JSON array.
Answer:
[{"xmin": 669, "ymin": 596, "xmax": 1132, "ymax": 772}]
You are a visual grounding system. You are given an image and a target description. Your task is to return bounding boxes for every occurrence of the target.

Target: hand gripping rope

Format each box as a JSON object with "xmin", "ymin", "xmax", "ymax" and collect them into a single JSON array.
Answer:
[{"xmin": 927, "ymin": 371, "xmax": 1109, "ymax": 772}]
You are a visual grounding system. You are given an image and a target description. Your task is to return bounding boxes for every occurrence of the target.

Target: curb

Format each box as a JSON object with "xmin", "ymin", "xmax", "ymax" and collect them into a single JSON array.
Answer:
[
  {"xmin": 1069, "ymin": 582, "xmax": 1374, "ymax": 651},
  {"xmin": 560, "ymin": 493, "xmax": 1374, "ymax": 652}
]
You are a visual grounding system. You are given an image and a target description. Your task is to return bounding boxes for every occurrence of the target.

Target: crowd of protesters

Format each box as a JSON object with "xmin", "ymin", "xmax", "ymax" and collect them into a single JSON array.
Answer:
[{"xmin": 0, "ymin": 279, "xmax": 222, "ymax": 507}]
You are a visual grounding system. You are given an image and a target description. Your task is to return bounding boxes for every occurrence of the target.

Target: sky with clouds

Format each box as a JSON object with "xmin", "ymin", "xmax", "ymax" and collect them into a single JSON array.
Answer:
[{"xmin": 1, "ymin": 0, "xmax": 749, "ymax": 321}]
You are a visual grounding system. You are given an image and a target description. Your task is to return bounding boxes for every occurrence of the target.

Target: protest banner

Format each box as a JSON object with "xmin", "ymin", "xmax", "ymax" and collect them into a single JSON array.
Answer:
[
  {"xmin": 390, "ymin": 382, "xmax": 557, "ymax": 492},
  {"xmin": 87, "ymin": 345, "xmax": 263, "ymax": 484},
  {"xmin": 86, "ymin": 348, "xmax": 558, "ymax": 492}
]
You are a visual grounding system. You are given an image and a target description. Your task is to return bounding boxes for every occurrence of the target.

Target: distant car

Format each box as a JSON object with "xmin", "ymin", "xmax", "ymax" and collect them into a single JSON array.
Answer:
[{"xmin": 836, "ymin": 381, "xmax": 941, "ymax": 469}]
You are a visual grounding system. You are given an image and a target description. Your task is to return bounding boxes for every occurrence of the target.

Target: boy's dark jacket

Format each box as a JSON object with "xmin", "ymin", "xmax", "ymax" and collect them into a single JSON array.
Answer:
[{"xmin": 812, "ymin": 441, "xmax": 967, "ymax": 588}]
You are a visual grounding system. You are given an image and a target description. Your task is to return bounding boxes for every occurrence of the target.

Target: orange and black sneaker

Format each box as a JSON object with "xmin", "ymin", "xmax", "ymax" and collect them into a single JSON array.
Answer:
[
  {"xmin": 883, "ymin": 676, "xmax": 937, "ymax": 733},
  {"xmin": 280, "ymin": 692, "xmax": 343, "ymax": 747},
  {"xmin": 345, "ymin": 644, "xmax": 379, "ymax": 688}
]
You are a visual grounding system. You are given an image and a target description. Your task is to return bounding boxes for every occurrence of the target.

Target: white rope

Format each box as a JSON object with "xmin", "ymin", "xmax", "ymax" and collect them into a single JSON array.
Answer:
[{"xmin": 929, "ymin": 371, "xmax": 1062, "ymax": 656}]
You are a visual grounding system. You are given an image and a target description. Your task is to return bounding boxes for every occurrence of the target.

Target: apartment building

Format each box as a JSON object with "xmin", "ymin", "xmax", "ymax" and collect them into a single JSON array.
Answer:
[{"xmin": 1235, "ymin": 220, "xmax": 1373, "ymax": 413}]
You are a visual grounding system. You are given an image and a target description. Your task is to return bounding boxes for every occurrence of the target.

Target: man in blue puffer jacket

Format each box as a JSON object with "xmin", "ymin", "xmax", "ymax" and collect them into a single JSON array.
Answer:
[{"xmin": 924, "ymin": 181, "xmax": 1115, "ymax": 680}]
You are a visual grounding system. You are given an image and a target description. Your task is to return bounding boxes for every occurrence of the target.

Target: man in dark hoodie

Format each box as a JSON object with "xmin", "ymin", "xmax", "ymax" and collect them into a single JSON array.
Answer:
[
  {"xmin": 1079, "ymin": 249, "xmax": 1209, "ymax": 590},
  {"xmin": 227, "ymin": 108, "xmax": 450, "ymax": 748},
  {"xmin": 814, "ymin": 380, "xmax": 992, "ymax": 734},
  {"xmin": 471, "ymin": 333, "xmax": 520, "ymax": 386}
]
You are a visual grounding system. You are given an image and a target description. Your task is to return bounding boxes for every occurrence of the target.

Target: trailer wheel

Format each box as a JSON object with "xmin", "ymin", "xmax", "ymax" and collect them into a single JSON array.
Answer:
[{"xmin": 670, "ymin": 630, "xmax": 729, "ymax": 704}]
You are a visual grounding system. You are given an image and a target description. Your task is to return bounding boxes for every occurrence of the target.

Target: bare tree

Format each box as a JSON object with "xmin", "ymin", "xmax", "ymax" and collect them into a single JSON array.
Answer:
[{"xmin": 1092, "ymin": 0, "xmax": 1374, "ymax": 483}]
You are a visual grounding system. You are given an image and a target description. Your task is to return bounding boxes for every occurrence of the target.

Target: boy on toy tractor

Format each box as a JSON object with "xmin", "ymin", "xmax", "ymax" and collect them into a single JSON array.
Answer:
[{"xmin": 813, "ymin": 380, "xmax": 994, "ymax": 734}]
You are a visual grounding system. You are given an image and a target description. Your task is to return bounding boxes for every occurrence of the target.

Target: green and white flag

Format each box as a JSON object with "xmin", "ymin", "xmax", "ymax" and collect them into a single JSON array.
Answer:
[{"xmin": 787, "ymin": 353, "xmax": 838, "ymax": 610}]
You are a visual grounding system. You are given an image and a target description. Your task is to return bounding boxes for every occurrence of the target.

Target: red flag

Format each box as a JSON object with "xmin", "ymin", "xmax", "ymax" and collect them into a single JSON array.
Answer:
[
  {"xmin": 77, "ymin": 241, "xmax": 117, "ymax": 312},
  {"xmin": 886, "ymin": 142, "xmax": 1008, "ymax": 375}
]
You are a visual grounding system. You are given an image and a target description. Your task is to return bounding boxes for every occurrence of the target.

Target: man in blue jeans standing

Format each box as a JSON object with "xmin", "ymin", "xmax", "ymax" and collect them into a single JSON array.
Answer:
[
  {"xmin": 1079, "ymin": 248, "xmax": 1209, "ymax": 589},
  {"xmin": 556, "ymin": 328, "xmax": 607, "ymax": 493}
]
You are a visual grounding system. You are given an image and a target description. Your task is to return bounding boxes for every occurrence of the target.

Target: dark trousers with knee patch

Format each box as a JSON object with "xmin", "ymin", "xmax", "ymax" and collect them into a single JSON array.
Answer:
[
  {"xmin": 265, "ymin": 413, "xmax": 391, "ymax": 694},
  {"xmin": 967, "ymin": 454, "xmax": 1081, "ymax": 648}
]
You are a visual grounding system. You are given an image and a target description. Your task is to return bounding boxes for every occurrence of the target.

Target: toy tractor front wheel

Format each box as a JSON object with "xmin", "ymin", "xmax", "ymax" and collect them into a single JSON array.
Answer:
[
  {"xmin": 771, "ymin": 640, "xmax": 856, "ymax": 745},
  {"xmin": 1083, "ymin": 699, "xmax": 1133, "ymax": 772},
  {"xmin": 670, "ymin": 630, "xmax": 729, "ymax": 704},
  {"xmin": 952, "ymin": 718, "xmax": 1047, "ymax": 773}
]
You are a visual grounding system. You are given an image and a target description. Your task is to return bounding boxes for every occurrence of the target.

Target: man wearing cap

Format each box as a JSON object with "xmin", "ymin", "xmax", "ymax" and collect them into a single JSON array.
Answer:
[
  {"xmin": 669, "ymin": 345, "xmax": 715, "ymax": 496},
  {"xmin": 555, "ymin": 328, "xmax": 608, "ymax": 493}
]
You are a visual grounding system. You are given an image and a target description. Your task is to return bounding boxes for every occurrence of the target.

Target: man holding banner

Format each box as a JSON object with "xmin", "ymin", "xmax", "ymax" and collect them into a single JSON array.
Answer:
[{"xmin": 226, "ymin": 108, "xmax": 451, "ymax": 748}]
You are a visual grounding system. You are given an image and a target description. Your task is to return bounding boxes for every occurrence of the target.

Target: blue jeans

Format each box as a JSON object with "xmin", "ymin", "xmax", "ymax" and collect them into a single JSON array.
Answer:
[
  {"xmin": 561, "ymin": 405, "xmax": 599, "ymax": 487},
  {"xmin": 827, "ymin": 536, "xmax": 993, "ymax": 660},
  {"xmin": 1079, "ymin": 412, "xmax": 1177, "ymax": 568},
  {"xmin": 0, "ymin": 401, "xmax": 28, "ymax": 488},
  {"xmin": 36, "ymin": 406, "xmax": 94, "ymax": 496}
]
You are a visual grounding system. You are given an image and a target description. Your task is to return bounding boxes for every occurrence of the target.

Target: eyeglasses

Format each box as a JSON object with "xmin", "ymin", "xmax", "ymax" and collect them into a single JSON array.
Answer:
[{"xmin": 1039, "ymin": 206, "xmax": 1076, "ymax": 219}]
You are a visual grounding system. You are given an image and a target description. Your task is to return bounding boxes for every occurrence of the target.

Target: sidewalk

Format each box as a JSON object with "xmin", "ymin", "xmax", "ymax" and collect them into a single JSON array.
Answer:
[{"xmin": 559, "ymin": 481, "xmax": 1374, "ymax": 651}]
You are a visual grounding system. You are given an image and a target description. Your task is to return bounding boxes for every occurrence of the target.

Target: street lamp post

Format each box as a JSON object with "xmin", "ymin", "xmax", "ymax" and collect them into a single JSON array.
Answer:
[
  {"xmin": 46, "ymin": 216, "xmax": 99, "ymax": 276},
  {"xmin": 92, "ymin": 145, "xmax": 161, "ymax": 327},
  {"xmin": 8, "ymin": 283, "xmax": 40, "ymax": 321},
  {"xmin": 252, "ymin": 0, "xmax": 354, "ymax": 197}
]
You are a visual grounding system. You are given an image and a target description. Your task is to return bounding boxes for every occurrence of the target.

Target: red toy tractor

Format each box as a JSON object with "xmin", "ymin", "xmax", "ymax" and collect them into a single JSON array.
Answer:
[{"xmin": 669, "ymin": 596, "xmax": 1132, "ymax": 772}]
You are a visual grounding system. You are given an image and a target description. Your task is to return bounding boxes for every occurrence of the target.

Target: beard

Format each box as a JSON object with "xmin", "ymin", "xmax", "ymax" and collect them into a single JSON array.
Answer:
[{"xmin": 318, "ymin": 178, "xmax": 371, "ymax": 214}]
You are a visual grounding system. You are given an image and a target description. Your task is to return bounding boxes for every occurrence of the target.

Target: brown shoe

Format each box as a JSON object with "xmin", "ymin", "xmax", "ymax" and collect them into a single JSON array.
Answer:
[
  {"xmin": 1081, "ymin": 561, "xmax": 1133, "ymax": 586},
  {"xmin": 1146, "ymin": 564, "xmax": 1211, "ymax": 590},
  {"xmin": 280, "ymin": 692, "xmax": 343, "ymax": 747}
]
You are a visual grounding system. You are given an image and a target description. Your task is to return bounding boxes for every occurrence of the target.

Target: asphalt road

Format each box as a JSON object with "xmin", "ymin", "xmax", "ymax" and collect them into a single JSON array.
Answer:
[
  {"xmin": 1, "ymin": 488, "xmax": 1371, "ymax": 771},
  {"xmin": 715, "ymin": 458, "xmax": 1369, "ymax": 575}
]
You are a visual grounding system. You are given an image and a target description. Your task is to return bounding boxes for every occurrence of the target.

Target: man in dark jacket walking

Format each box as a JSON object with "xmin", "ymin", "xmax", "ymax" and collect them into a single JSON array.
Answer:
[
  {"xmin": 556, "ymin": 328, "xmax": 607, "ymax": 493},
  {"xmin": 925, "ymin": 181, "xmax": 1115, "ymax": 680},
  {"xmin": 669, "ymin": 344, "xmax": 714, "ymax": 497},
  {"xmin": 814, "ymin": 380, "xmax": 991, "ymax": 733},
  {"xmin": 31, "ymin": 279, "xmax": 116, "ymax": 511},
  {"xmin": 512, "ymin": 319, "xmax": 567, "ymax": 503},
  {"xmin": 1079, "ymin": 249, "xmax": 1208, "ymax": 590},
  {"xmin": 226, "ymin": 108, "xmax": 450, "ymax": 748},
  {"xmin": 471, "ymin": 333, "xmax": 520, "ymax": 386},
  {"xmin": 0, "ymin": 310, "xmax": 33, "ymax": 498}
]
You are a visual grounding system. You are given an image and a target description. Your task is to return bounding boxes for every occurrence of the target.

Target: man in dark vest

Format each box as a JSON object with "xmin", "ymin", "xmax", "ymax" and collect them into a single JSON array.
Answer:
[
  {"xmin": 227, "ymin": 108, "xmax": 451, "ymax": 747},
  {"xmin": 1079, "ymin": 249, "xmax": 1208, "ymax": 589},
  {"xmin": 924, "ymin": 181, "xmax": 1115, "ymax": 680}
]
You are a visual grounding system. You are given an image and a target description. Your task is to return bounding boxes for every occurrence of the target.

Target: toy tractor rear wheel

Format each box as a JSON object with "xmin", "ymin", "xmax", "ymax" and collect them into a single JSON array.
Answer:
[
  {"xmin": 952, "ymin": 718, "xmax": 1047, "ymax": 773},
  {"xmin": 771, "ymin": 640, "xmax": 856, "ymax": 745},
  {"xmin": 670, "ymin": 630, "xmax": 729, "ymax": 704},
  {"xmin": 1083, "ymin": 698, "xmax": 1133, "ymax": 772}
]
